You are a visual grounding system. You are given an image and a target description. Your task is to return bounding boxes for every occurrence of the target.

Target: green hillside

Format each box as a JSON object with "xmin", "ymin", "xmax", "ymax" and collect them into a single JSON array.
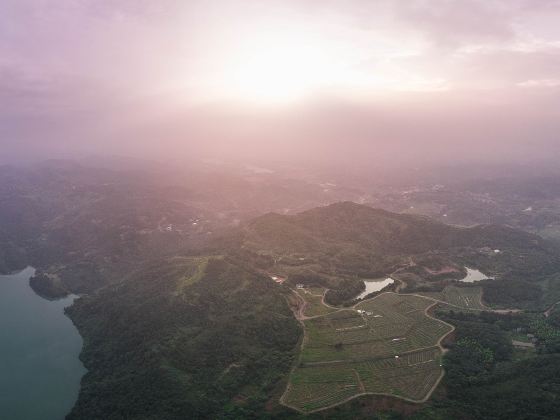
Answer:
[
  {"xmin": 243, "ymin": 201, "xmax": 551, "ymax": 256},
  {"xmin": 66, "ymin": 256, "xmax": 301, "ymax": 419},
  {"xmin": 240, "ymin": 202, "xmax": 560, "ymax": 307},
  {"xmin": 33, "ymin": 201, "xmax": 560, "ymax": 418}
]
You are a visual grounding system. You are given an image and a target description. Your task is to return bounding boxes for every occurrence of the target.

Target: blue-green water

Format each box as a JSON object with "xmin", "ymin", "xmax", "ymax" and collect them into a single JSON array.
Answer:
[{"xmin": 0, "ymin": 267, "xmax": 86, "ymax": 420}]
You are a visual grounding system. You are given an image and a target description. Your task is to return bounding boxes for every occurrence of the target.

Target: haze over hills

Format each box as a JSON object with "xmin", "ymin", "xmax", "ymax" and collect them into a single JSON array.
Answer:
[
  {"xmin": 243, "ymin": 201, "xmax": 548, "ymax": 256},
  {"xmin": 15, "ymin": 193, "xmax": 552, "ymax": 419},
  {"xmin": 2, "ymin": 158, "xmax": 560, "ymax": 418},
  {"xmin": 0, "ymin": 160, "xmax": 366, "ymax": 295},
  {"xmin": 4, "ymin": 1, "xmax": 560, "ymax": 418}
]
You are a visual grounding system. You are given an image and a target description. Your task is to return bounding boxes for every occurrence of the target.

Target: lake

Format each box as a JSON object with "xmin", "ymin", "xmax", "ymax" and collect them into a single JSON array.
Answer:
[
  {"xmin": 356, "ymin": 277, "xmax": 394, "ymax": 300},
  {"xmin": 0, "ymin": 267, "xmax": 86, "ymax": 420},
  {"xmin": 460, "ymin": 267, "xmax": 494, "ymax": 283}
]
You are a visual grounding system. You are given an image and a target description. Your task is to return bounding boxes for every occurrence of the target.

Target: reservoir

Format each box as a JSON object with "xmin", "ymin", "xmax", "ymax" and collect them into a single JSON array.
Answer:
[
  {"xmin": 460, "ymin": 267, "xmax": 493, "ymax": 283},
  {"xmin": 356, "ymin": 277, "xmax": 394, "ymax": 300},
  {"xmin": 0, "ymin": 267, "xmax": 86, "ymax": 420}
]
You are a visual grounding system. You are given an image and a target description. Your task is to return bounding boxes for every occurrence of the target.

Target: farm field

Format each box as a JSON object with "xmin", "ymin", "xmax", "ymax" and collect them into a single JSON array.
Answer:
[
  {"xmin": 282, "ymin": 293, "xmax": 453, "ymax": 413},
  {"xmin": 417, "ymin": 285, "xmax": 487, "ymax": 311},
  {"xmin": 297, "ymin": 288, "xmax": 338, "ymax": 317}
]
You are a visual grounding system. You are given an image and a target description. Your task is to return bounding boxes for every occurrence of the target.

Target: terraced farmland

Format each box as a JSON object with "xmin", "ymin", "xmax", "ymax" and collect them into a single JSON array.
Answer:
[
  {"xmin": 417, "ymin": 285, "xmax": 487, "ymax": 311},
  {"xmin": 296, "ymin": 288, "xmax": 338, "ymax": 317},
  {"xmin": 282, "ymin": 293, "xmax": 453, "ymax": 413}
]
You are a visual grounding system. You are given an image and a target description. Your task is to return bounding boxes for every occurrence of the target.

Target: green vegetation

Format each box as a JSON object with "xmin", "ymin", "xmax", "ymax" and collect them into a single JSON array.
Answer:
[
  {"xmin": 28, "ymin": 272, "xmax": 68, "ymax": 299},
  {"xmin": 408, "ymin": 310, "xmax": 560, "ymax": 420},
  {"xmin": 7, "ymin": 181, "xmax": 560, "ymax": 420},
  {"xmin": 66, "ymin": 257, "xmax": 301, "ymax": 419},
  {"xmin": 242, "ymin": 202, "xmax": 560, "ymax": 308},
  {"xmin": 478, "ymin": 272, "xmax": 560, "ymax": 311},
  {"xmin": 285, "ymin": 348, "xmax": 442, "ymax": 413},
  {"xmin": 176, "ymin": 256, "xmax": 209, "ymax": 291},
  {"xmin": 283, "ymin": 293, "xmax": 452, "ymax": 413},
  {"xmin": 480, "ymin": 278, "xmax": 542, "ymax": 309},
  {"xmin": 324, "ymin": 278, "xmax": 366, "ymax": 306},
  {"xmin": 417, "ymin": 285, "xmax": 487, "ymax": 311},
  {"xmin": 238, "ymin": 203, "xmax": 560, "ymax": 416},
  {"xmin": 244, "ymin": 202, "xmax": 558, "ymax": 263},
  {"xmin": 296, "ymin": 288, "xmax": 337, "ymax": 317}
]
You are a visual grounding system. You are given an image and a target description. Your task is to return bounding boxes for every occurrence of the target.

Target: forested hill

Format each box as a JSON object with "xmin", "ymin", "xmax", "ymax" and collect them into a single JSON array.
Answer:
[
  {"xmin": 63, "ymin": 202, "xmax": 560, "ymax": 418},
  {"xmin": 237, "ymin": 201, "xmax": 560, "ymax": 308},
  {"xmin": 66, "ymin": 256, "xmax": 301, "ymax": 419},
  {"xmin": 242, "ymin": 201, "xmax": 550, "ymax": 256}
]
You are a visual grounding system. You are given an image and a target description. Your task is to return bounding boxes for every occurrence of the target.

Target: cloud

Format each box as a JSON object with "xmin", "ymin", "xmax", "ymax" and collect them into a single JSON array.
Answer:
[
  {"xmin": 1, "ymin": 0, "xmax": 560, "ymax": 165},
  {"xmin": 517, "ymin": 78, "xmax": 560, "ymax": 88},
  {"xmin": 392, "ymin": 0, "xmax": 516, "ymax": 48},
  {"xmin": 451, "ymin": 46, "xmax": 560, "ymax": 89}
]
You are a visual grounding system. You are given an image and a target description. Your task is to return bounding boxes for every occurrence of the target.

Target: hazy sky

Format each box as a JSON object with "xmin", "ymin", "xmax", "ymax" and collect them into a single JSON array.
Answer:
[{"xmin": 1, "ymin": 0, "xmax": 560, "ymax": 164}]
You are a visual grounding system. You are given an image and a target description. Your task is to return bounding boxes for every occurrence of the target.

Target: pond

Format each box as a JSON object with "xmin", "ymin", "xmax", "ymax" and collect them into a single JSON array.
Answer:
[
  {"xmin": 356, "ymin": 277, "xmax": 394, "ymax": 300},
  {"xmin": 0, "ymin": 267, "xmax": 86, "ymax": 420},
  {"xmin": 459, "ymin": 267, "xmax": 494, "ymax": 283}
]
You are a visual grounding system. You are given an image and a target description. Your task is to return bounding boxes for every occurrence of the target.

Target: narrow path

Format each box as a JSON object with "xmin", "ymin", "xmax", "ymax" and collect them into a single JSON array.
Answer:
[
  {"xmin": 544, "ymin": 300, "xmax": 560, "ymax": 318},
  {"xmin": 393, "ymin": 277, "xmax": 405, "ymax": 293},
  {"xmin": 512, "ymin": 340, "xmax": 535, "ymax": 348},
  {"xmin": 395, "ymin": 290, "xmax": 521, "ymax": 314},
  {"xmin": 352, "ymin": 369, "xmax": 365, "ymax": 393},
  {"xmin": 353, "ymin": 292, "xmax": 456, "ymax": 355},
  {"xmin": 424, "ymin": 300, "xmax": 456, "ymax": 357},
  {"xmin": 320, "ymin": 289, "xmax": 341, "ymax": 310},
  {"xmin": 302, "ymin": 345, "xmax": 443, "ymax": 367},
  {"xmin": 279, "ymin": 291, "xmax": 308, "ymax": 408},
  {"xmin": 289, "ymin": 289, "xmax": 309, "ymax": 320}
]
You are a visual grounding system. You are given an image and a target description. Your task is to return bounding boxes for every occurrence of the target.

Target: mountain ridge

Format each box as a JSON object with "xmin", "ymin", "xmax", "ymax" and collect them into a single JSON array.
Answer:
[{"xmin": 243, "ymin": 200, "xmax": 549, "ymax": 256}]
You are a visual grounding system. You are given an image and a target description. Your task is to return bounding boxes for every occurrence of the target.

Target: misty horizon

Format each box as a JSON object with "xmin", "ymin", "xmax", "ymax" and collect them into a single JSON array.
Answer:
[
  {"xmin": 3, "ymin": 3, "xmax": 560, "ymax": 418},
  {"xmin": 2, "ymin": 0, "xmax": 560, "ymax": 166}
]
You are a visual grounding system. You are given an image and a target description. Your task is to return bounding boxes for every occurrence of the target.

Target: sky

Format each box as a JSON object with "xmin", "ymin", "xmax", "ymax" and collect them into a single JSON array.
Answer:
[{"xmin": 1, "ymin": 0, "xmax": 560, "ymax": 165}]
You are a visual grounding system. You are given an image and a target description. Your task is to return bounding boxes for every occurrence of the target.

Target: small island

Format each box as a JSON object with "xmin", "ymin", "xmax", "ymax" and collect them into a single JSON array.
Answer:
[{"xmin": 29, "ymin": 272, "xmax": 69, "ymax": 300}]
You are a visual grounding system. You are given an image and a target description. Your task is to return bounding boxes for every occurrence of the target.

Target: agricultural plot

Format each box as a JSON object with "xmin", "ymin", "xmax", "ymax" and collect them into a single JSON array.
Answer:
[
  {"xmin": 297, "ymin": 288, "xmax": 338, "ymax": 317},
  {"xmin": 417, "ymin": 285, "xmax": 486, "ymax": 311},
  {"xmin": 283, "ymin": 293, "xmax": 452, "ymax": 413}
]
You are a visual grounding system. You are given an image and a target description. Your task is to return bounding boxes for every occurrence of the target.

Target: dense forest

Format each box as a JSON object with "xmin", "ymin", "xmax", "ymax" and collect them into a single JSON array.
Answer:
[
  {"xmin": 409, "ymin": 310, "xmax": 560, "ymax": 420},
  {"xmin": 66, "ymin": 257, "xmax": 301, "ymax": 419}
]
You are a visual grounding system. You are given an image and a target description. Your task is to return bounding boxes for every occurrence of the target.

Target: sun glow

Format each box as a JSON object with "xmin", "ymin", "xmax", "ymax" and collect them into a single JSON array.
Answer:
[
  {"xmin": 184, "ymin": 20, "xmax": 437, "ymax": 106},
  {"xmin": 219, "ymin": 28, "xmax": 351, "ymax": 104}
]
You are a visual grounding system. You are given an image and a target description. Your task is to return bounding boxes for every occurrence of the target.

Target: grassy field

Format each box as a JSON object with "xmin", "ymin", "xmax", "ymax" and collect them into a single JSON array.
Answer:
[
  {"xmin": 296, "ymin": 288, "xmax": 338, "ymax": 317},
  {"xmin": 417, "ymin": 285, "xmax": 487, "ymax": 311},
  {"xmin": 282, "ymin": 293, "xmax": 452, "ymax": 413}
]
